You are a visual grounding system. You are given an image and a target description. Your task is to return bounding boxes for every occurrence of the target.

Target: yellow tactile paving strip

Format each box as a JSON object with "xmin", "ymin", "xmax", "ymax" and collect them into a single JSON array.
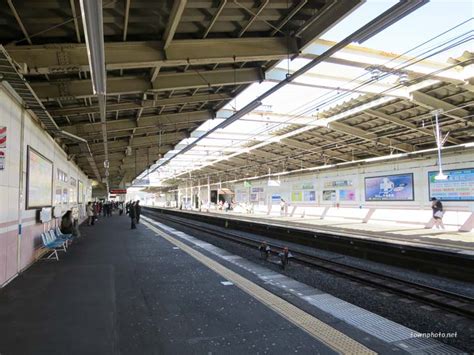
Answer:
[{"xmin": 143, "ymin": 218, "xmax": 377, "ymax": 355}]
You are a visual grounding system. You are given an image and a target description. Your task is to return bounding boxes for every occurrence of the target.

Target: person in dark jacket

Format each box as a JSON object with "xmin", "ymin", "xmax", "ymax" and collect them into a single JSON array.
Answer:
[
  {"xmin": 60, "ymin": 210, "xmax": 74, "ymax": 235},
  {"xmin": 135, "ymin": 200, "xmax": 141, "ymax": 224},
  {"xmin": 431, "ymin": 197, "xmax": 445, "ymax": 229},
  {"xmin": 129, "ymin": 202, "xmax": 137, "ymax": 229}
]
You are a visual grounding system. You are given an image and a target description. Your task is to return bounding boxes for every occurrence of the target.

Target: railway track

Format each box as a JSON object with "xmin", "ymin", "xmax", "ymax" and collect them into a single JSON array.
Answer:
[{"xmin": 144, "ymin": 209, "xmax": 474, "ymax": 320}]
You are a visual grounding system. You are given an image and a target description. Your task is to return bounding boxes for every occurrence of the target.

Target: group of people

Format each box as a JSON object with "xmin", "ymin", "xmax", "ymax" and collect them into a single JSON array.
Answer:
[
  {"xmin": 258, "ymin": 241, "xmax": 292, "ymax": 269},
  {"xmin": 218, "ymin": 199, "xmax": 234, "ymax": 212},
  {"xmin": 86, "ymin": 200, "xmax": 125, "ymax": 226},
  {"xmin": 126, "ymin": 200, "xmax": 141, "ymax": 229}
]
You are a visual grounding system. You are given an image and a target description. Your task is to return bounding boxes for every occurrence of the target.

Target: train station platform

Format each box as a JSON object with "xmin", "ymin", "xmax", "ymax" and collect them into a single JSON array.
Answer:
[
  {"xmin": 0, "ymin": 213, "xmax": 465, "ymax": 354},
  {"xmin": 183, "ymin": 208, "xmax": 474, "ymax": 254}
]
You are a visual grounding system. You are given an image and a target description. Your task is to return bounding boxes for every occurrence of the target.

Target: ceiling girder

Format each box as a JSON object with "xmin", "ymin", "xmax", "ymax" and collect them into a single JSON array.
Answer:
[
  {"xmin": 365, "ymin": 109, "xmax": 462, "ymax": 145},
  {"xmin": 280, "ymin": 138, "xmax": 353, "ymax": 162},
  {"xmin": 68, "ymin": 131, "xmax": 187, "ymax": 154},
  {"xmin": 49, "ymin": 93, "xmax": 229, "ymax": 116},
  {"xmin": 64, "ymin": 110, "xmax": 213, "ymax": 135},
  {"xmin": 31, "ymin": 68, "xmax": 263, "ymax": 99},
  {"xmin": 7, "ymin": 37, "xmax": 298, "ymax": 74},
  {"xmin": 410, "ymin": 90, "xmax": 470, "ymax": 120},
  {"xmin": 327, "ymin": 121, "xmax": 414, "ymax": 153}
]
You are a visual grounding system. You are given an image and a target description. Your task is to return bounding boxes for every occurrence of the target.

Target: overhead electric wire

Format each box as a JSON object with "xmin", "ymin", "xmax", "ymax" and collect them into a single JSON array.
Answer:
[{"xmin": 141, "ymin": 18, "xmax": 473, "ymax": 181}]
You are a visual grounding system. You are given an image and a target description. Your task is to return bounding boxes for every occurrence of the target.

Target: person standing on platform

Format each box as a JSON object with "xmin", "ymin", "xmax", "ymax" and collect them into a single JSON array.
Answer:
[
  {"xmin": 431, "ymin": 197, "xmax": 445, "ymax": 229},
  {"xmin": 61, "ymin": 210, "xmax": 74, "ymax": 235},
  {"xmin": 130, "ymin": 201, "xmax": 137, "ymax": 229},
  {"xmin": 86, "ymin": 202, "xmax": 94, "ymax": 226},
  {"xmin": 135, "ymin": 200, "xmax": 141, "ymax": 224}
]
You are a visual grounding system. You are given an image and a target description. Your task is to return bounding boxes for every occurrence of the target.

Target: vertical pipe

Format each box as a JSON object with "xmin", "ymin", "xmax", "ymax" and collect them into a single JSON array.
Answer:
[
  {"xmin": 17, "ymin": 107, "xmax": 26, "ymax": 272},
  {"xmin": 434, "ymin": 110, "xmax": 446, "ymax": 180}
]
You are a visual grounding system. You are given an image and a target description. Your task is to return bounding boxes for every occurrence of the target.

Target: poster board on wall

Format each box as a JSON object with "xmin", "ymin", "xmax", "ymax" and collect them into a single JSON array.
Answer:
[
  {"xmin": 69, "ymin": 177, "xmax": 77, "ymax": 204},
  {"xmin": 78, "ymin": 180, "xmax": 84, "ymax": 203},
  {"xmin": 365, "ymin": 173, "xmax": 414, "ymax": 201},
  {"xmin": 26, "ymin": 146, "xmax": 53, "ymax": 209},
  {"xmin": 339, "ymin": 189, "xmax": 356, "ymax": 201},
  {"xmin": 322, "ymin": 190, "xmax": 336, "ymax": 201},
  {"xmin": 428, "ymin": 168, "xmax": 474, "ymax": 201},
  {"xmin": 0, "ymin": 126, "xmax": 6, "ymax": 170}
]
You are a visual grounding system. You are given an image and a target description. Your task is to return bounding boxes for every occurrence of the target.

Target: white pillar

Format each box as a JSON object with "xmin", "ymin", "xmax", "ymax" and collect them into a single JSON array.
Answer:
[{"xmin": 207, "ymin": 176, "xmax": 211, "ymax": 211}]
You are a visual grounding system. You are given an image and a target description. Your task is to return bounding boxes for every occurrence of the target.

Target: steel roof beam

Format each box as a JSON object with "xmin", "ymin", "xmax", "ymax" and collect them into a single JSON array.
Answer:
[
  {"xmin": 49, "ymin": 93, "xmax": 228, "ymax": 116},
  {"xmin": 410, "ymin": 90, "xmax": 470, "ymax": 121},
  {"xmin": 7, "ymin": 0, "xmax": 33, "ymax": 45},
  {"xmin": 280, "ymin": 138, "xmax": 353, "ymax": 162},
  {"xmin": 31, "ymin": 68, "xmax": 262, "ymax": 100},
  {"xmin": 68, "ymin": 131, "xmax": 187, "ymax": 154},
  {"xmin": 70, "ymin": 0, "xmax": 82, "ymax": 42},
  {"xmin": 327, "ymin": 121, "xmax": 414, "ymax": 153},
  {"xmin": 7, "ymin": 37, "xmax": 297, "ymax": 74},
  {"xmin": 163, "ymin": 0, "xmax": 187, "ymax": 50},
  {"xmin": 123, "ymin": 0, "xmax": 131, "ymax": 41},
  {"xmin": 295, "ymin": 0, "xmax": 362, "ymax": 49},
  {"xmin": 202, "ymin": 0, "xmax": 227, "ymax": 38},
  {"xmin": 63, "ymin": 110, "xmax": 212, "ymax": 135},
  {"xmin": 364, "ymin": 109, "xmax": 462, "ymax": 145}
]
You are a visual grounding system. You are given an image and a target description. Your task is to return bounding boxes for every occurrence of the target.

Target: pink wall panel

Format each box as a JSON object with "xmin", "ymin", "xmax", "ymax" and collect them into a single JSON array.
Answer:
[
  {"xmin": 0, "ymin": 230, "xmax": 8, "ymax": 285},
  {"xmin": 19, "ymin": 223, "xmax": 44, "ymax": 271},
  {"xmin": 5, "ymin": 229, "xmax": 18, "ymax": 282}
]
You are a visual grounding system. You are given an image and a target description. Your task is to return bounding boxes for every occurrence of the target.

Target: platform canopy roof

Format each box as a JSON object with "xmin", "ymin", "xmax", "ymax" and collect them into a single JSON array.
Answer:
[{"xmin": 0, "ymin": 0, "xmax": 472, "ymax": 190}]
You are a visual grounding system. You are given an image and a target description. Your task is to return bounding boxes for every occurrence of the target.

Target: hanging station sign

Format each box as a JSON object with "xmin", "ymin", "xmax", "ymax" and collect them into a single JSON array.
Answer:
[{"xmin": 109, "ymin": 189, "xmax": 127, "ymax": 195}]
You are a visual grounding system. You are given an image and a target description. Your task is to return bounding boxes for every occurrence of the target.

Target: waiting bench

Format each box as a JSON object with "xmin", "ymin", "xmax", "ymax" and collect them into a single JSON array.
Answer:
[{"xmin": 40, "ymin": 228, "xmax": 74, "ymax": 261}]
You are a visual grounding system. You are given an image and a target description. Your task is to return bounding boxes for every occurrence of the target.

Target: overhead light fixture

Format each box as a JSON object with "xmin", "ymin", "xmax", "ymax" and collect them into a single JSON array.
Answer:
[
  {"xmin": 79, "ymin": 0, "xmax": 106, "ymax": 95},
  {"xmin": 354, "ymin": 0, "xmax": 429, "ymax": 44}
]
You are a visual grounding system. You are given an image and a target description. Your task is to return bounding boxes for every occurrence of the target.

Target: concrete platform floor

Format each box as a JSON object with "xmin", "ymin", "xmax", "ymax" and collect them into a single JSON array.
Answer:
[
  {"xmin": 190, "ymin": 209, "xmax": 474, "ymax": 252},
  {"xmin": 0, "ymin": 214, "xmax": 374, "ymax": 355}
]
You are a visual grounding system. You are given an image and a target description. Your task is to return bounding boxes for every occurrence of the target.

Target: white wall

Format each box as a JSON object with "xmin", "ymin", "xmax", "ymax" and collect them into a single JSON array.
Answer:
[
  {"xmin": 0, "ymin": 85, "xmax": 92, "ymax": 287},
  {"xmin": 172, "ymin": 149, "xmax": 474, "ymax": 230}
]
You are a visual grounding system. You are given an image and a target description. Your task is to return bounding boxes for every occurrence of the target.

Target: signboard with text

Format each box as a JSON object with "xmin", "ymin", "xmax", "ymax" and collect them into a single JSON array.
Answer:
[
  {"xmin": 110, "ymin": 189, "xmax": 127, "ymax": 195},
  {"xmin": 428, "ymin": 168, "xmax": 474, "ymax": 201}
]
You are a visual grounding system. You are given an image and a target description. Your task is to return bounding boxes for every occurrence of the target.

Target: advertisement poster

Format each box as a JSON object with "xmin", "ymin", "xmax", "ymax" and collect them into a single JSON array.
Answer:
[
  {"xmin": 322, "ymin": 190, "xmax": 337, "ymax": 201},
  {"xmin": 303, "ymin": 190, "xmax": 316, "ymax": 202},
  {"xmin": 292, "ymin": 182, "xmax": 314, "ymax": 190},
  {"xmin": 69, "ymin": 177, "xmax": 77, "ymax": 203},
  {"xmin": 324, "ymin": 179, "xmax": 352, "ymax": 188},
  {"xmin": 0, "ymin": 126, "xmax": 6, "ymax": 170},
  {"xmin": 271, "ymin": 194, "xmax": 282, "ymax": 204},
  {"xmin": 428, "ymin": 168, "xmax": 474, "ymax": 201},
  {"xmin": 55, "ymin": 188, "xmax": 62, "ymax": 205},
  {"xmin": 26, "ymin": 147, "xmax": 53, "ymax": 209},
  {"xmin": 78, "ymin": 180, "xmax": 84, "ymax": 203},
  {"xmin": 365, "ymin": 173, "xmax": 414, "ymax": 201},
  {"xmin": 235, "ymin": 190, "xmax": 247, "ymax": 202},
  {"xmin": 339, "ymin": 189, "xmax": 356, "ymax": 201},
  {"xmin": 62, "ymin": 188, "xmax": 69, "ymax": 204},
  {"xmin": 291, "ymin": 191, "xmax": 302, "ymax": 202}
]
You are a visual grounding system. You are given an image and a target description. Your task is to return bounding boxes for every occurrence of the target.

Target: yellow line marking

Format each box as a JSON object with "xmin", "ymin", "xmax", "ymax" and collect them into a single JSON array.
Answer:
[{"xmin": 142, "ymin": 218, "xmax": 376, "ymax": 355}]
